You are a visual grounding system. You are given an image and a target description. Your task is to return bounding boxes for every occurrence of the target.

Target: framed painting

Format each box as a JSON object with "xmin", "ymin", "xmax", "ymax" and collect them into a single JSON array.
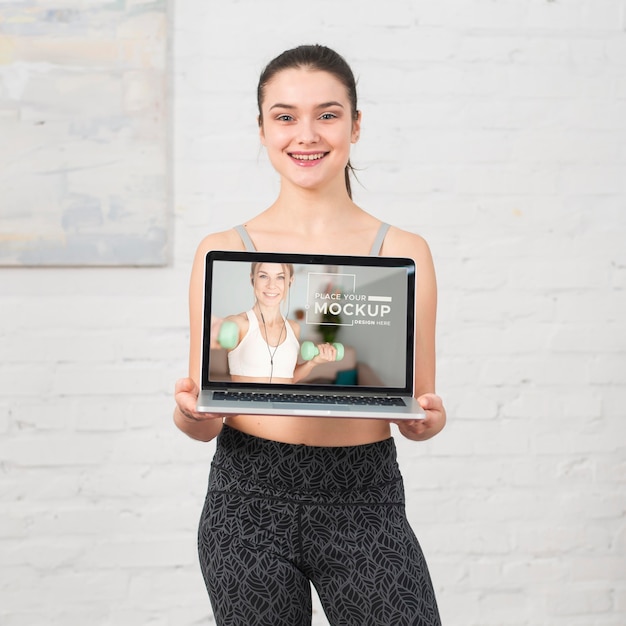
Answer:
[{"xmin": 0, "ymin": 0, "xmax": 169, "ymax": 266}]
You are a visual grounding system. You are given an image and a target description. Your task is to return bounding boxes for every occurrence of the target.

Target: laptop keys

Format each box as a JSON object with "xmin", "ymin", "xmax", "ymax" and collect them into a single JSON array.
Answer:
[{"xmin": 213, "ymin": 391, "xmax": 405, "ymax": 407}]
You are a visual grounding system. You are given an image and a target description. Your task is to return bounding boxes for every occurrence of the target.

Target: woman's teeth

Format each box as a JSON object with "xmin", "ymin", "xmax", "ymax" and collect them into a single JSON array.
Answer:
[{"xmin": 291, "ymin": 153, "xmax": 325, "ymax": 161}]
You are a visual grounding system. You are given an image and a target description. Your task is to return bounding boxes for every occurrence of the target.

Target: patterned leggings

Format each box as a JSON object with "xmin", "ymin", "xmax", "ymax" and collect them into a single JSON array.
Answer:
[{"xmin": 198, "ymin": 425, "xmax": 441, "ymax": 626}]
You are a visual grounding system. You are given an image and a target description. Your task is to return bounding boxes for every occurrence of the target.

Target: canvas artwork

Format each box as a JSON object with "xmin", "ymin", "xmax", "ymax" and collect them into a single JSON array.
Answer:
[{"xmin": 0, "ymin": 0, "xmax": 168, "ymax": 266}]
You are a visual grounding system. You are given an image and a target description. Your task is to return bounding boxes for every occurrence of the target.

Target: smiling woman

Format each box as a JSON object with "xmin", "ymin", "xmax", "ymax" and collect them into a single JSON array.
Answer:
[
  {"xmin": 257, "ymin": 46, "xmax": 361, "ymax": 198},
  {"xmin": 220, "ymin": 261, "xmax": 336, "ymax": 384},
  {"xmin": 258, "ymin": 68, "xmax": 360, "ymax": 197},
  {"xmin": 174, "ymin": 43, "xmax": 445, "ymax": 626}
]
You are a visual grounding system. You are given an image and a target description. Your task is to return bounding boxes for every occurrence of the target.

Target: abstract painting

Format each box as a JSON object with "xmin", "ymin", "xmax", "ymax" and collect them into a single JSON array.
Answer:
[{"xmin": 0, "ymin": 0, "xmax": 169, "ymax": 266}]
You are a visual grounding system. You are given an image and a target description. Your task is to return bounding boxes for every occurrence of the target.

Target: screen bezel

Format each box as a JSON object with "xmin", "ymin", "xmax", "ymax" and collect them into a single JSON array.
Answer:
[{"xmin": 201, "ymin": 250, "xmax": 416, "ymax": 396}]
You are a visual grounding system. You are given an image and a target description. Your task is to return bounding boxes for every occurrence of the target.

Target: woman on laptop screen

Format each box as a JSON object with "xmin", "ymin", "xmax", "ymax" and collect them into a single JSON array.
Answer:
[
  {"xmin": 221, "ymin": 261, "xmax": 337, "ymax": 383},
  {"xmin": 174, "ymin": 45, "xmax": 446, "ymax": 626}
]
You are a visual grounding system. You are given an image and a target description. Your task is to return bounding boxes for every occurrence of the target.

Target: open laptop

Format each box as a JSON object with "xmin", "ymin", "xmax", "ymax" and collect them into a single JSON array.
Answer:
[{"xmin": 196, "ymin": 250, "xmax": 425, "ymax": 420}]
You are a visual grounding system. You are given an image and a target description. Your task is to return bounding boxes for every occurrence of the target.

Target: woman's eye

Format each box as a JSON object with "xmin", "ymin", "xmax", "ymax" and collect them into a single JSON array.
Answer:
[
  {"xmin": 320, "ymin": 112, "xmax": 337, "ymax": 120},
  {"xmin": 276, "ymin": 114, "xmax": 293, "ymax": 122}
]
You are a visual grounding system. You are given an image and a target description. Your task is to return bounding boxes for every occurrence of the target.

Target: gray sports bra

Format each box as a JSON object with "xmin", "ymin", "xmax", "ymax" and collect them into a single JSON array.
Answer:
[{"xmin": 234, "ymin": 222, "xmax": 390, "ymax": 256}]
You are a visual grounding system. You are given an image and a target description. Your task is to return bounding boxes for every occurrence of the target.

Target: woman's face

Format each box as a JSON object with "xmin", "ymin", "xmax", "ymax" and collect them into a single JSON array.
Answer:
[
  {"xmin": 258, "ymin": 68, "xmax": 360, "ymax": 193},
  {"xmin": 252, "ymin": 263, "xmax": 291, "ymax": 306}
]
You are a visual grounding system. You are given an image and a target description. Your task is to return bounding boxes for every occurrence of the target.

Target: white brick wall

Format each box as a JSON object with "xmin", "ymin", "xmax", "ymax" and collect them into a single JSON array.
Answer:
[{"xmin": 1, "ymin": 0, "xmax": 625, "ymax": 624}]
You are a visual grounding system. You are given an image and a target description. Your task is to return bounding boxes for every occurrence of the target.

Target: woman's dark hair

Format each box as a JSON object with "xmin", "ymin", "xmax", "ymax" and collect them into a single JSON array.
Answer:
[{"xmin": 257, "ymin": 44, "xmax": 359, "ymax": 198}]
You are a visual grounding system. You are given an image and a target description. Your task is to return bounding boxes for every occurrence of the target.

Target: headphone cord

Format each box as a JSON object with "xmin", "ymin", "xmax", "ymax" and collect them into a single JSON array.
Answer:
[
  {"xmin": 255, "ymin": 276, "xmax": 292, "ymax": 384},
  {"xmin": 258, "ymin": 306, "xmax": 286, "ymax": 384}
]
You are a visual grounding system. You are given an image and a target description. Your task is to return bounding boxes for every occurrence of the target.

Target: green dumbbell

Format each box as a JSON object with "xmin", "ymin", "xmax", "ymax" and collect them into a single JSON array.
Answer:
[
  {"xmin": 300, "ymin": 341, "xmax": 344, "ymax": 362},
  {"xmin": 217, "ymin": 320, "xmax": 239, "ymax": 349}
]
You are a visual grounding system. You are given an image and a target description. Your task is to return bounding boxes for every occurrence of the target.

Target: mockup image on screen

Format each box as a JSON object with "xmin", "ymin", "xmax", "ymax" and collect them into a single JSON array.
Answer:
[{"xmin": 207, "ymin": 260, "xmax": 410, "ymax": 388}]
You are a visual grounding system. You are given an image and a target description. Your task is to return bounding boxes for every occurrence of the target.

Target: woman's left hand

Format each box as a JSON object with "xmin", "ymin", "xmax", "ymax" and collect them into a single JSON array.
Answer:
[
  {"xmin": 311, "ymin": 342, "xmax": 337, "ymax": 364},
  {"xmin": 393, "ymin": 393, "xmax": 446, "ymax": 441}
]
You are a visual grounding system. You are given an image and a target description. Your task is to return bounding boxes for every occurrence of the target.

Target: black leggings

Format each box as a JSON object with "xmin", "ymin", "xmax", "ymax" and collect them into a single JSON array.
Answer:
[{"xmin": 198, "ymin": 425, "xmax": 441, "ymax": 626}]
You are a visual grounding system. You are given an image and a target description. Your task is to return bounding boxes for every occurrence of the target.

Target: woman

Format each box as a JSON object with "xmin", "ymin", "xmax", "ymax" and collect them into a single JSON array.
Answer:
[
  {"xmin": 174, "ymin": 44, "xmax": 446, "ymax": 626},
  {"xmin": 223, "ymin": 261, "xmax": 337, "ymax": 383}
]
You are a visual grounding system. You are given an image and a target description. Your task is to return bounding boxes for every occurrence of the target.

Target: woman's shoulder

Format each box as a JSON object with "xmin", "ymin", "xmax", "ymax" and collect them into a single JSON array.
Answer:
[
  {"xmin": 380, "ymin": 224, "xmax": 433, "ymax": 261},
  {"xmin": 194, "ymin": 228, "xmax": 247, "ymax": 258},
  {"xmin": 382, "ymin": 225, "xmax": 437, "ymax": 290},
  {"xmin": 221, "ymin": 312, "xmax": 251, "ymax": 341},
  {"xmin": 189, "ymin": 228, "xmax": 249, "ymax": 279},
  {"xmin": 225, "ymin": 311, "xmax": 251, "ymax": 323},
  {"xmin": 287, "ymin": 318, "xmax": 301, "ymax": 338}
]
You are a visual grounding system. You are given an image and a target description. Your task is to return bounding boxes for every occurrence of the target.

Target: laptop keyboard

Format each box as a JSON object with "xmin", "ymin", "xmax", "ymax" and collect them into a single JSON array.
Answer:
[{"xmin": 213, "ymin": 391, "xmax": 406, "ymax": 407}]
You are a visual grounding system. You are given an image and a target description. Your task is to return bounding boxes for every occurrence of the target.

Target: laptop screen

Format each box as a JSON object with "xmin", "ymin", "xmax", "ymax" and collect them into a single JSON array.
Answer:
[{"xmin": 201, "ymin": 251, "xmax": 415, "ymax": 395}]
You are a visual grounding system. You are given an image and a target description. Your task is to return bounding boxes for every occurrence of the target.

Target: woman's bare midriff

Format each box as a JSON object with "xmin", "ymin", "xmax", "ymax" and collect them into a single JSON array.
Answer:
[{"xmin": 224, "ymin": 413, "xmax": 392, "ymax": 447}]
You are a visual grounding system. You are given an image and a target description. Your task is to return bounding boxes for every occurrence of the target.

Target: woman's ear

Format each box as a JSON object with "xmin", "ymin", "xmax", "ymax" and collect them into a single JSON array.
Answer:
[
  {"xmin": 258, "ymin": 116, "xmax": 266, "ymax": 146},
  {"xmin": 351, "ymin": 110, "xmax": 362, "ymax": 144}
]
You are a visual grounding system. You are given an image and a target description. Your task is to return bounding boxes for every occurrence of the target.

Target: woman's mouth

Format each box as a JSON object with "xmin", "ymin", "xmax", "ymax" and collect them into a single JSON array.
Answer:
[{"xmin": 289, "ymin": 152, "xmax": 328, "ymax": 164}]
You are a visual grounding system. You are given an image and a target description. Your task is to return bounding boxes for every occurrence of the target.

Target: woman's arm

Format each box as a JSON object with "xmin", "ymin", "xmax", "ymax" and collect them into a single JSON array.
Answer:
[
  {"xmin": 289, "ymin": 322, "xmax": 339, "ymax": 383},
  {"xmin": 173, "ymin": 230, "xmax": 244, "ymax": 442},
  {"xmin": 384, "ymin": 227, "xmax": 447, "ymax": 441},
  {"xmin": 292, "ymin": 343, "xmax": 338, "ymax": 383}
]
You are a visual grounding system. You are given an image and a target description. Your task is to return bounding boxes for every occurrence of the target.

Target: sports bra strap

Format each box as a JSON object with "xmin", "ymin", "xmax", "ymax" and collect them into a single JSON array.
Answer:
[
  {"xmin": 234, "ymin": 224, "xmax": 256, "ymax": 251},
  {"xmin": 369, "ymin": 222, "xmax": 390, "ymax": 256},
  {"xmin": 234, "ymin": 221, "xmax": 390, "ymax": 256}
]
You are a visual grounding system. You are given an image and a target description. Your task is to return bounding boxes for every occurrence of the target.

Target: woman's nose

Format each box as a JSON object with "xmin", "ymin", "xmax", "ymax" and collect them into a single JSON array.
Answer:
[{"xmin": 298, "ymin": 119, "xmax": 319, "ymax": 144}]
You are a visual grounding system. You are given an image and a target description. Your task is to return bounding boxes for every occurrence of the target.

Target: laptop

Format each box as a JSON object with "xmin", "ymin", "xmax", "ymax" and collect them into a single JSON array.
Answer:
[{"xmin": 196, "ymin": 250, "xmax": 425, "ymax": 420}]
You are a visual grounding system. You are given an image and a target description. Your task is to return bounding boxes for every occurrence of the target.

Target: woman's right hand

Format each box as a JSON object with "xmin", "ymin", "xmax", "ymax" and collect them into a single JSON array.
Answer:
[{"xmin": 173, "ymin": 378, "xmax": 225, "ymax": 440}]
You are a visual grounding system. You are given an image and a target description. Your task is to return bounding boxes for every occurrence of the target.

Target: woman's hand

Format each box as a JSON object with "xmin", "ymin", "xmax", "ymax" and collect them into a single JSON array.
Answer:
[
  {"xmin": 173, "ymin": 377, "xmax": 224, "ymax": 441},
  {"xmin": 292, "ymin": 343, "xmax": 337, "ymax": 383},
  {"xmin": 311, "ymin": 342, "xmax": 337, "ymax": 364},
  {"xmin": 394, "ymin": 393, "xmax": 446, "ymax": 441}
]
